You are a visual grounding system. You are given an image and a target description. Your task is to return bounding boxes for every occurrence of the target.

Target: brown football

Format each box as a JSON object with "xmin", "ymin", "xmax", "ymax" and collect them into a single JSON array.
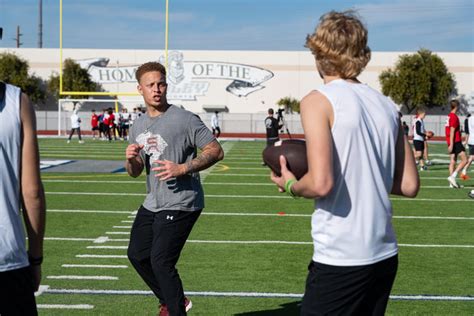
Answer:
[
  {"xmin": 426, "ymin": 131, "xmax": 434, "ymax": 138},
  {"xmin": 262, "ymin": 139, "xmax": 308, "ymax": 179}
]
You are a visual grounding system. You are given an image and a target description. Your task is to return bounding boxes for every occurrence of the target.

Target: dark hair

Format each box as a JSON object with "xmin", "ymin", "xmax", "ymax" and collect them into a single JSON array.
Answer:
[
  {"xmin": 268, "ymin": 108, "xmax": 274, "ymax": 115},
  {"xmin": 450, "ymin": 99, "xmax": 459, "ymax": 110},
  {"xmin": 135, "ymin": 62, "xmax": 166, "ymax": 82}
]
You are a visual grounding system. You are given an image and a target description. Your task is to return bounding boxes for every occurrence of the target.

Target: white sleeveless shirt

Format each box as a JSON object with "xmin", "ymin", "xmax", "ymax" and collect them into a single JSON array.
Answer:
[
  {"xmin": 0, "ymin": 83, "xmax": 29, "ymax": 271},
  {"xmin": 312, "ymin": 79, "xmax": 399, "ymax": 266},
  {"xmin": 412, "ymin": 117, "xmax": 425, "ymax": 142}
]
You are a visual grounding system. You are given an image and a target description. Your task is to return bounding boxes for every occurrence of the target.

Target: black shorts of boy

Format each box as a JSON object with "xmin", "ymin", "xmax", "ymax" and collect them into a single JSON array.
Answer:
[
  {"xmin": 413, "ymin": 140, "xmax": 425, "ymax": 153},
  {"xmin": 449, "ymin": 142, "xmax": 465, "ymax": 155},
  {"xmin": 0, "ymin": 267, "xmax": 38, "ymax": 315},
  {"xmin": 301, "ymin": 255, "xmax": 398, "ymax": 316},
  {"xmin": 92, "ymin": 126, "xmax": 99, "ymax": 131},
  {"xmin": 469, "ymin": 144, "xmax": 474, "ymax": 156}
]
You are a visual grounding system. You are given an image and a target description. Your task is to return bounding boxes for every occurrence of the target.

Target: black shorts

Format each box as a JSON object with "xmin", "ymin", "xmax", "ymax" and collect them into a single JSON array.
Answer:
[
  {"xmin": 92, "ymin": 126, "xmax": 99, "ymax": 131},
  {"xmin": 449, "ymin": 142, "xmax": 465, "ymax": 155},
  {"xmin": 469, "ymin": 144, "xmax": 474, "ymax": 156},
  {"xmin": 301, "ymin": 255, "xmax": 398, "ymax": 316},
  {"xmin": 413, "ymin": 140, "xmax": 425, "ymax": 152},
  {"xmin": 0, "ymin": 267, "xmax": 37, "ymax": 315}
]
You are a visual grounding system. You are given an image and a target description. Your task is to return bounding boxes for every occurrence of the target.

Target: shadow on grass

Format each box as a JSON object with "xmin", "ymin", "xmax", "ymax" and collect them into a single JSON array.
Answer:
[{"xmin": 233, "ymin": 301, "xmax": 301, "ymax": 316}]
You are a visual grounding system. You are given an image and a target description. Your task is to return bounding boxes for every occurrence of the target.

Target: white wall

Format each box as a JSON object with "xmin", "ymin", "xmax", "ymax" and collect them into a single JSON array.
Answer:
[{"xmin": 2, "ymin": 48, "xmax": 473, "ymax": 114}]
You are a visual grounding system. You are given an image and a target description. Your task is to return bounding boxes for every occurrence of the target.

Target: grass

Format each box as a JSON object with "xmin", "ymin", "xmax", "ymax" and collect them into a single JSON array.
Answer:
[{"xmin": 36, "ymin": 138, "xmax": 474, "ymax": 315}]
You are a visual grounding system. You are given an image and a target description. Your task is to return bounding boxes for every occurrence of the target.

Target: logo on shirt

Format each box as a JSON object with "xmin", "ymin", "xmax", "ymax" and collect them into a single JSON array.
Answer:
[{"xmin": 136, "ymin": 131, "xmax": 168, "ymax": 162}]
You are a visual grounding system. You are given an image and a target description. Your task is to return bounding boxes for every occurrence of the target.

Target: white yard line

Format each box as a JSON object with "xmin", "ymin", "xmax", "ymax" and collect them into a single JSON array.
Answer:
[
  {"xmin": 37, "ymin": 304, "xmax": 94, "ymax": 310},
  {"xmin": 76, "ymin": 254, "xmax": 128, "ymax": 259},
  {"xmin": 47, "ymin": 275, "xmax": 118, "ymax": 280},
  {"xmin": 46, "ymin": 192, "xmax": 474, "ymax": 202},
  {"xmin": 45, "ymin": 209, "xmax": 474, "ymax": 220},
  {"xmin": 113, "ymin": 226, "xmax": 132, "ymax": 229},
  {"xmin": 106, "ymin": 232, "xmax": 130, "ymax": 235},
  {"xmin": 41, "ymin": 288, "xmax": 474, "ymax": 301},
  {"xmin": 62, "ymin": 264, "xmax": 128, "ymax": 269}
]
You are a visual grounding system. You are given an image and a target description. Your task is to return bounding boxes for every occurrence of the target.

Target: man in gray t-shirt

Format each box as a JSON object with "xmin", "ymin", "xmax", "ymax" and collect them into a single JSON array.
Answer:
[{"xmin": 126, "ymin": 62, "xmax": 224, "ymax": 316}]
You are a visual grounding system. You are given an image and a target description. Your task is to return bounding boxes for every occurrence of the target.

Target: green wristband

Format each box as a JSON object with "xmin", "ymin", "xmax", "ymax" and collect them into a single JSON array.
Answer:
[{"xmin": 284, "ymin": 179, "xmax": 298, "ymax": 198}]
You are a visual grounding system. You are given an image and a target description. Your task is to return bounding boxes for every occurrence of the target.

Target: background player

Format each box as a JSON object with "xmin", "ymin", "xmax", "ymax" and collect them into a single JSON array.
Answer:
[{"xmin": 445, "ymin": 99, "xmax": 467, "ymax": 188}]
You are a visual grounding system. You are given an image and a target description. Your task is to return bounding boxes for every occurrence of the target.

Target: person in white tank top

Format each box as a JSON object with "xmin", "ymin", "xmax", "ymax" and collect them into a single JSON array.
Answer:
[
  {"xmin": 0, "ymin": 82, "xmax": 46, "ymax": 315},
  {"xmin": 462, "ymin": 113, "xmax": 474, "ymax": 180},
  {"xmin": 270, "ymin": 11, "xmax": 419, "ymax": 316}
]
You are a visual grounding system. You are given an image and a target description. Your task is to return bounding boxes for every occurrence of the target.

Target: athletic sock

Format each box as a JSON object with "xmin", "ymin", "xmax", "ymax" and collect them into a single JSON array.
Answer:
[{"xmin": 451, "ymin": 171, "xmax": 458, "ymax": 178}]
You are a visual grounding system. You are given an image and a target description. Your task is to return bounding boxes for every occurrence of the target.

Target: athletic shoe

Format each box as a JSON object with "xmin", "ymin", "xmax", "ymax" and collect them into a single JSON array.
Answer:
[
  {"xmin": 460, "ymin": 173, "xmax": 470, "ymax": 181},
  {"xmin": 426, "ymin": 160, "xmax": 432, "ymax": 166},
  {"xmin": 420, "ymin": 166, "xmax": 427, "ymax": 171},
  {"xmin": 157, "ymin": 297, "xmax": 192, "ymax": 316},
  {"xmin": 185, "ymin": 297, "xmax": 193, "ymax": 312},
  {"xmin": 447, "ymin": 176, "xmax": 460, "ymax": 188},
  {"xmin": 469, "ymin": 190, "xmax": 474, "ymax": 199},
  {"xmin": 66, "ymin": 140, "xmax": 70, "ymax": 144},
  {"xmin": 79, "ymin": 140, "xmax": 85, "ymax": 144}
]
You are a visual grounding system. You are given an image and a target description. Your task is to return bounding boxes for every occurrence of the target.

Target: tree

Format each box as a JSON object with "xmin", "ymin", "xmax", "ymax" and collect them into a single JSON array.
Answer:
[
  {"xmin": 0, "ymin": 52, "xmax": 47, "ymax": 104},
  {"xmin": 277, "ymin": 96, "xmax": 301, "ymax": 113},
  {"xmin": 379, "ymin": 49, "xmax": 456, "ymax": 113},
  {"xmin": 48, "ymin": 58, "xmax": 100, "ymax": 100}
]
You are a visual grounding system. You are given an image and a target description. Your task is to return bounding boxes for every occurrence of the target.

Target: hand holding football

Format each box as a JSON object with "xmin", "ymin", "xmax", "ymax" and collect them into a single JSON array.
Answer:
[{"xmin": 262, "ymin": 139, "xmax": 308, "ymax": 180}]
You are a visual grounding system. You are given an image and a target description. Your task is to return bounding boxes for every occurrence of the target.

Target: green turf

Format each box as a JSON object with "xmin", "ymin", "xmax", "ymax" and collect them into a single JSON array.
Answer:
[{"xmin": 35, "ymin": 139, "xmax": 474, "ymax": 315}]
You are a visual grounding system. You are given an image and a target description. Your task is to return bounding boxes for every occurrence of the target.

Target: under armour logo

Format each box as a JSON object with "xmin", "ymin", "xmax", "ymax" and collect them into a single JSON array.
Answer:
[{"xmin": 166, "ymin": 215, "xmax": 174, "ymax": 220}]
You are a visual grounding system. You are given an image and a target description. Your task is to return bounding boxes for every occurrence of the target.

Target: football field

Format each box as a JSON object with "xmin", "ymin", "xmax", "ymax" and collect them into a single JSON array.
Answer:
[{"xmin": 36, "ymin": 138, "xmax": 473, "ymax": 315}]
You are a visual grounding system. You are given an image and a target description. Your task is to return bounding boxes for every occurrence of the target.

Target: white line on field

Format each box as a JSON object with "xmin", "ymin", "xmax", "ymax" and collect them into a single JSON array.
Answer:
[
  {"xmin": 48, "ymin": 209, "xmax": 134, "ymax": 214},
  {"xmin": 47, "ymin": 275, "xmax": 118, "ymax": 280},
  {"xmin": 62, "ymin": 264, "xmax": 128, "ymax": 269},
  {"xmin": 86, "ymin": 240, "xmax": 474, "ymax": 249},
  {"xmin": 41, "ymin": 288, "xmax": 474, "ymax": 301},
  {"xmin": 113, "ymin": 226, "xmax": 132, "ymax": 229},
  {"xmin": 44, "ymin": 237, "xmax": 96, "ymax": 241},
  {"xmin": 122, "ymin": 220, "xmax": 134, "ymax": 223},
  {"xmin": 37, "ymin": 304, "xmax": 94, "ymax": 310},
  {"xmin": 127, "ymin": 215, "xmax": 135, "ymax": 218},
  {"xmin": 106, "ymin": 232, "xmax": 130, "ymax": 235},
  {"xmin": 35, "ymin": 285, "xmax": 50, "ymax": 297},
  {"xmin": 76, "ymin": 254, "xmax": 127, "ymax": 259},
  {"xmin": 45, "ymin": 192, "xmax": 474, "ymax": 202},
  {"xmin": 94, "ymin": 236, "xmax": 109, "ymax": 243}
]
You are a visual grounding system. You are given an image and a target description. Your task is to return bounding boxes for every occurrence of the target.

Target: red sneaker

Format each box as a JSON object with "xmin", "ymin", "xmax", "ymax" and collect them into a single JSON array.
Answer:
[
  {"xmin": 158, "ymin": 304, "xmax": 169, "ymax": 316},
  {"xmin": 185, "ymin": 297, "xmax": 193, "ymax": 312},
  {"xmin": 460, "ymin": 173, "xmax": 470, "ymax": 181}
]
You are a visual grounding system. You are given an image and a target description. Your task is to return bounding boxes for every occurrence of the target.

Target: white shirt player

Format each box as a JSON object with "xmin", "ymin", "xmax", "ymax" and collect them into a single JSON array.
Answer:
[
  {"xmin": 468, "ymin": 115, "xmax": 474, "ymax": 145},
  {"xmin": 312, "ymin": 79, "xmax": 399, "ymax": 266},
  {"xmin": 211, "ymin": 113, "xmax": 219, "ymax": 129},
  {"xmin": 70, "ymin": 111, "xmax": 81, "ymax": 129},
  {"xmin": 412, "ymin": 117, "xmax": 426, "ymax": 142}
]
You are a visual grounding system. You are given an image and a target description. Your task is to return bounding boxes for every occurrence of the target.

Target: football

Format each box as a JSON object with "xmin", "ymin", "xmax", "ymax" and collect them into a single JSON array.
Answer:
[
  {"xmin": 426, "ymin": 131, "xmax": 434, "ymax": 139},
  {"xmin": 262, "ymin": 139, "xmax": 308, "ymax": 179}
]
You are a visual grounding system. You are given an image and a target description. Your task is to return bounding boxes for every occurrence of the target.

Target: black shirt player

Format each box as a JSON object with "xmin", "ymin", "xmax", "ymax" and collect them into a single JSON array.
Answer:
[{"xmin": 265, "ymin": 108, "xmax": 283, "ymax": 147}]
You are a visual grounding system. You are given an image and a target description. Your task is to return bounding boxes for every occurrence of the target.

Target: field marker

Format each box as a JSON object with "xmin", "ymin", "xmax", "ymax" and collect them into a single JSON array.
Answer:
[
  {"xmin": 35, "ymin": 285, "xmax": 50, "ymax": 296},
  {"xmin": 106, "ymin": 232, "xmax": 130, "ymax": 235},
  {"xmin": 62, "ymin": 264, "xmax": 128, "ymax": 269},
  {"xmin": 87, "ymin": 246, "xmax": 128, "ymax": 249},
  {"xmin": 42, "ymin": 288, "xmax": 474, "ymax": 301},
  {"xmin": 37, "ymin": 304, "xmax": 94, "ymax": 310},
  {"xmin": 45, "ymin": 192, "xmax": 474, "ymax": 202},
  {"xmin": 113, "ymin": 226, "xmax": 132, "ymax": 229},
  {"xmin": 76, "ymin": 254, "xmax": 127, "ymax": 259},
  {"xmin": 121, "ymin": 220, "xmax": 134, "ymax": 223},
  {"xmin": 94, "ymin": 236, "xmax": 109, "ymax": 243},
  {"xmin": 44, "ymin": 237, "xmax": 96, "ymax": 242},
  {"xmin": 48, "ymin": 209, "xmax": 134, "ymax": 214},
  {"xmin": 47, "ymin": 275, "xmax": 118, "ymax": 280}
]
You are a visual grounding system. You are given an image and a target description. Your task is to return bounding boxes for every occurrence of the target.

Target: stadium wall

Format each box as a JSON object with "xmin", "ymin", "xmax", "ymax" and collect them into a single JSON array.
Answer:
[{"xmin": 1, "ymin": 48, "xmax": 473, "ymax": 115}]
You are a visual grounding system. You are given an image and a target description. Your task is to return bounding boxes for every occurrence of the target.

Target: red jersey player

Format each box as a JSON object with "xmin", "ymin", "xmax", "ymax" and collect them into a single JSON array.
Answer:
[{"xmin": 445, "ymin": 99, "xmax": 467, "ymax": 188}]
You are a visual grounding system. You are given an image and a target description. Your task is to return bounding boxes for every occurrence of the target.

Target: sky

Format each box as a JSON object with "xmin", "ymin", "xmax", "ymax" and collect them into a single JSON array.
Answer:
[{"xmin": 0, "ymin": 0, "xmax": 473, "ymax": 52}]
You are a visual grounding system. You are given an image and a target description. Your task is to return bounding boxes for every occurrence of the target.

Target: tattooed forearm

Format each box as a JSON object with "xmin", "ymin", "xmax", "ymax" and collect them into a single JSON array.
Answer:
[{"xmin": 185, "ymin": 141, "xmax": 224, "ymax": 174}]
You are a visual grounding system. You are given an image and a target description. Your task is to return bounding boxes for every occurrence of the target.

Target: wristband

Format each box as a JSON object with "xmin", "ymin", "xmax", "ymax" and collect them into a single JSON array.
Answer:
[
  {"xmin": 284, "ymin": 179, "xmax": 298, "ymax": 198},
  {"xmin": 28, "ymin": 255, "xmax": 43, "ymax": 266}
]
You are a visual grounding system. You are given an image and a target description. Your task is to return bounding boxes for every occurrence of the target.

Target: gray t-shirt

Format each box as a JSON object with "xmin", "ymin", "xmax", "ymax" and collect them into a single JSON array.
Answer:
[{"xmin": 129, "ymin": 105, "xmax": 215, "ymax": 212}]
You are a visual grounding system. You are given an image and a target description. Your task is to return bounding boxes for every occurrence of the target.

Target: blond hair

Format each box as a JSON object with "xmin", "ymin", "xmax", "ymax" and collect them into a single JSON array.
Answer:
[{"xmin": 305, "ymin": 11, "xmax": 371, "ymax": 79}]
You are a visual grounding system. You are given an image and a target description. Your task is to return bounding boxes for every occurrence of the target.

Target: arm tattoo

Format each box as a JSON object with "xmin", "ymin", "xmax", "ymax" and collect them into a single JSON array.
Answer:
[{"xmin": 186, "ymin": 141, "xmax": 223, "ymax": 174}]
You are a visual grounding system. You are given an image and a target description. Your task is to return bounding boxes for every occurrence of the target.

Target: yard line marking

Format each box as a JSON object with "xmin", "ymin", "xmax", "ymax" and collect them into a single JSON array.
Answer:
[
  {"xmin": 45, "ymin": 192, "xmax": 474, "ymax": 202},
  {"xmin": 393, "ymin": 216, "xmax": 474, "ymax": 220},
  {"xmin": 42, "ymin": 288, "xmax": 474, "ymax": 301},
  {"xmin": 48, "ymin": 209, "xmax": 134, "ymax": 214},
  {"xmin": 113, "ymin": 226, "xmax": 132, "ymax": 229},
  {"xmin": 127, "ymin": 215, "xmax": 135, "ymax": 218},
  {"xmin": 122, "ymin": 220, "xmax": 134, "ymax": 223},
  {"xmin": 87, "ymin": 246, "xmax": 128, "ymax": 249},
  {"xmin": 47, "ymin": 275, "xmax": 118, "ymax": 280},
  {"xmin": 43, "ymin": 179, "xmax": 143, "ymax": 184},
  {"xmin": 44, "ymin": 237, "xmax": 96, "ymax": 242},
  {"xmin": 106, "ymin": 232, "xmax": 130, "ymax": 235},
  {"xmin": 47, "ymin": 238, "xmax": 474, "ymax": 248},
  {"xmin": 62, "ymin": 264, "xmax": 128, "ymax": 269},
  {"xmin": 94, "ymin": 236, "xmax": 109, "ymax": 244},
  {"xmin": 37, "ymin": 304, "xmax": 94, "ymax": 310},
  {"xmin": 76, "ymin": 255, "xmax": 128, "ymax": 259}
]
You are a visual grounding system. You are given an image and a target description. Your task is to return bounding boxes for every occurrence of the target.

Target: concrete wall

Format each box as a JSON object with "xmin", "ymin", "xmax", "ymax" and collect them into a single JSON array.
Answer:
[{"xmin": 2, "ymin": 48, "xmax": 473, "ymax": 114}]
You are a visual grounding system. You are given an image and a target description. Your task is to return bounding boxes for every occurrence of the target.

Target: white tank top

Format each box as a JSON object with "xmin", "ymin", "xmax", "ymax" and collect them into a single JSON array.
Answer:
[
  {"xmin": 468, "ymin": 116, "xmax": 474, "ymax": 145},
  {"xmin": 0, "ymin": 83, "xmax": 29, "ymax": 272},
  {"xmin": 312, "ymin": 79, "xmax": 399, "ymax": 266},
  {"xmin": 412, "ymin": 117, "xmax": 425, "ymax": 142}
]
